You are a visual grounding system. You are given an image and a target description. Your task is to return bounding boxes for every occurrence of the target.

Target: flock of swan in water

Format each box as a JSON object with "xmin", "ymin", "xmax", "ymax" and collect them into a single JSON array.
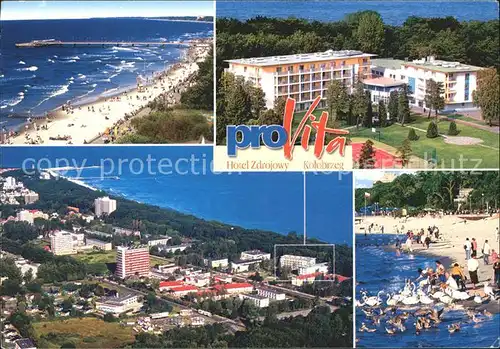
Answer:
[{"xmin": 357, "ymin": 279, "xmax": 497, "ymax": 335}]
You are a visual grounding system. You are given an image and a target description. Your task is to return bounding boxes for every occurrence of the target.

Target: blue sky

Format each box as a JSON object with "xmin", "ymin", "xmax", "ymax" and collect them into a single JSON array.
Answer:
[
  {"xmin": 1, "ymin": 1, "xmax": 214, "ymax": 21},
  {"xmin": 355, "ymin": 170, "xmax": 415, "ymax": 189}
]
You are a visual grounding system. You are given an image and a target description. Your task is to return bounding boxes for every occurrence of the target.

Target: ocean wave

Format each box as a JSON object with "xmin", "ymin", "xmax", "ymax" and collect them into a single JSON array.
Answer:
[
  {"xmin": 64, "ymin": 60, "xmax": 77, "ymax": 63},
  {"xmin": 134, "ymin": 57, "xmax": 144, "ymax": 61},
  {"xmin": 67, "ymin": 56, "xmax": 80, "ymax": 60},
  {"xmin": 111, "ymin": 46, "xmax": 139, "ymax": 52},
  {"xmin": 0, "ymin": 74, "xmax": 4, "ymax": 78},
  {"xmin": 0, "ymin": 92, "xmax": 25, "ymax": 109},
  {"xmin": 77, "ymin": 74, "xmax": 86, "ymax": 79},
  {"xmin": 18, "ymin": 60, "xmax": 26, "ymax": 65},
  {"xmin": 93, "ymin": 59, "xmax": 102, "ymax": 63},
  {"xmin": 16, "ymin": 66, "xmax": 38, "ymax": 72},
  {"xmin": 47, "ymin": 59, "xmax": 55, "ymax": 63},
  {"xmin": 49, "ymin": 84, "xmax": 70, "ymax": 98}
]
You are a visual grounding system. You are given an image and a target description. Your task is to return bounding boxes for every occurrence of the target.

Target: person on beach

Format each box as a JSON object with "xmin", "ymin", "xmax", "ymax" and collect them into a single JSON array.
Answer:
[
  {"xmin": 467, "ymin": 254, "xmax": 480, "ymax": 289},
  {"xmin": 435, "ymin": 260, "xmax": 446, "ymax": 283},
  {"xmin": 464, "ymin": 238, "xmax": 472, "ymax": 260},
  {"xmin": 491, "ymin": 249, "xmax": 498, "ymax": 264},
  {"xmin": 482, "ymin": 240, "xmax": 491, "ymax": 265},
  {"xmin": 424, "ymin": 235, "xmax": 431, "ymax": 249},
  {"xmin": 471, "ymin": 238, "xmax": 478, "ymax": 256},
  {"xmin": 450, "ymin": 263, "xmax": 467, "ymax": 291},
  {"xmin": 494, "ymin": 257, "xmax": 500, "ymax": 288},
  {"xmin": 496, "ymin": 227, "xmax": 499, "ymax": 243}
]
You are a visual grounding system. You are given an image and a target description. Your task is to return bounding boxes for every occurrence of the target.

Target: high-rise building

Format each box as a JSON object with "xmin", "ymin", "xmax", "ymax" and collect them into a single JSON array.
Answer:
[
  {"xmin": 371, "ymin": 56, "xmax": 483, "ymax": 112},
  {"xmin": 3, "ymin": 177, "xmax": 16, "ymax": 190},
  {"xmin": 94, "ymin": 196, "xmax": 117, "ymax": 217},
  {"xmin": 115, "ymin": 246, "xmax": 150, "ymax": 279},
  {"xmin": 24, "ymin": 191, "xmax": 39, "ymax": 205},
  {"xmin": 225, "ymin": 50, "xmax": 374, "ymax": 111},
  {"xmin": 50, "ymin": 231, "xmax": 75, "ymax": 255}
]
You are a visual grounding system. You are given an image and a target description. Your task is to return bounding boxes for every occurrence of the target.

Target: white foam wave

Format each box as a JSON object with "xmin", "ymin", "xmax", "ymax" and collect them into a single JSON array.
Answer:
[
  {"xmin": 49, "ymin": 84, "xmax": 70, "ymax": 98},
  {"xmin": 111, "ymin": 46, "xmax": 138, "ymax": 52},
  {"xmin": 47, "ymin": 59, "xmax": 55, "ymax": 63},
  {"xmin": 16, "ymin": 66, "xmax": 38, "ymax": 72},
  {"xmin": 0, "ymin": 93, "xmax": 25, "ymax": 109},
  {"xmin": 64, "ymin": 60, "xmax": 77, "ymax": 63},
  {"xmin": 77, "ymin": 74, "xmax": 86, "ymax": 79},
  {"xmin": 93, "ymin": 60, "xmax": 102, "ymax": 63},
  {"xmin": 18, "ymin": 60, "xmax": 26, "ymax": 65}
]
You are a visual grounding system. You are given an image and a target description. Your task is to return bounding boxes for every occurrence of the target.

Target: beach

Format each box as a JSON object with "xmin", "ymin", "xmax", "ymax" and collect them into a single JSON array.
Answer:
[
  {"xmin": 5, "ymin": 41, "xmax": 211, "ymax": 145},
  {"xmin": 356, "ymin": 214, "xmax": 499, "ymax": 282}
]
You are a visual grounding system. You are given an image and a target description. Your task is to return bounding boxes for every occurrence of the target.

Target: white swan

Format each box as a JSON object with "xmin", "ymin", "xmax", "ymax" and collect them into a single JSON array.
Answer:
[
  {"xmin": 483, "ymin": 284, "xmax": 495, "ymax": 298},
  {"xmin": 386, "ymin": 293, "xmax": 399, "ymax": 306},
  {"xmin": 364, "ymin": 291, "xmax": 383, "ymax": 307},
  {"xmin": 431, "ymin": 291, "xmax": 445, "ymax": 299},
  {"xmin": 439, "ymin": 294, "xmax": 453, "ymax": 304},
  {"xmin": 419, "ymin": 294, "xmax": 434, "ymax": 305},
  {"xmin": 473, "ymin": 293, "xmax": 483, "ymax": 304},
  {"xmin": 402, "ymin": 294, "xmax": 420, "ymax": 305},
  {"xmin": 451, "ymin": 290, "xmax": 470, "ymax": 301}
]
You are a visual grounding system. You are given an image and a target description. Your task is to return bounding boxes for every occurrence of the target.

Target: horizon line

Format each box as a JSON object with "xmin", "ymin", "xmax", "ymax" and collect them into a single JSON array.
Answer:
[{"xmin": 0, "ymin": 15, "xmax": 214, "ymax": 22}]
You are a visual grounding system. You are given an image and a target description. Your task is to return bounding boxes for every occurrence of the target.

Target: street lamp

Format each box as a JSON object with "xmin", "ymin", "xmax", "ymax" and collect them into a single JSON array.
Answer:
[{"xmin": 482, "ymin": 193, "xmax": 485, "ymax": 211}]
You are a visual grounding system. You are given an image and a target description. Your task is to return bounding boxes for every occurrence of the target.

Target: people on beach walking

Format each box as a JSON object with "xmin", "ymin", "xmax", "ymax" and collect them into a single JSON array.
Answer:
[
  {"xmin": 482, "ymin": 240, "xmax": 491, "ymax": 265},
  {"xmin": 464, "ymin": 238, "xmax": 472, "ymax": 260},
  {"xmin": 494, "ymin": 257, "xmax": 500, "ymax": 288},
  {"xmin": 450, "ymin": 263, "xmax": 466, "ymax": 291},
  {"xmin": 471, "ymin": 238, "xmax": 478, "ymax": 256},
  {"xmin": 467, "ymin": 254, "xmax": 480, "ymax": 289},
  {"xmin": 424, "ymin": 235, "xmax": 431, "ymax": 249}
]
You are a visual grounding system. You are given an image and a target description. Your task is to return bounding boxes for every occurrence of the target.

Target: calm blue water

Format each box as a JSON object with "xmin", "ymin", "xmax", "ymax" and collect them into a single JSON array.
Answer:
[
  {"xmin": 1, "ymin": 146, "xmax": 352, "ymax": 244},
  {"xmin": 217, "ymin": 1, "xmax": 499, "ymax": 24},
  {"xmin": 356, "ymin": 234, "xmax": 500, "ymax": 347},
  {"xmin": 0, "ymin": 18, "xmax": 212, "ymax": 130}
]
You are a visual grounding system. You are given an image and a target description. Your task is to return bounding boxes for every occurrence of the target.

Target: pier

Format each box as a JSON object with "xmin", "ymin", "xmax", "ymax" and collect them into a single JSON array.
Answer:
[{"xmin": 15, "ymin": 39, "xmax": 211, "ymax": 48}]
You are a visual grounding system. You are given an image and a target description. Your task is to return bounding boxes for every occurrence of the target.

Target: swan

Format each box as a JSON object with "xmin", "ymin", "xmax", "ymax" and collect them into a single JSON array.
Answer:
[
  {"xmin": 363, "ymin": 291, "xmax": 383, "ymax": 307},
  {"xmin": 483, "ymin": 284, "xmax": 495, "ymax": 298},
  {"xmin": 473, "ymin": 293, "xmax": 483, "ymax": 304},
  {"xmin": 439, "ymin": 294, "xmax": 453, "ymax": 304},
  {"xmin": 402, "ymin": 294, "xmax": 419, "ymax": 305},
  {"xmin": 451, "ymin": 290, "xmax": 470, "ymax": 301},
  {"xmin": 431, "ymin": 291, "xmax": 445, "ymax": 299},
  {"xmin": 401, "ymin": 280, "xmax": 415, "ymax": 297},
  {"xmin": 419, "ymin": 294, "xmax": 434, "ymax": 305},
  {"xmin": 386, "ymin": 293, "xmax": 399, "ymax": 306}
]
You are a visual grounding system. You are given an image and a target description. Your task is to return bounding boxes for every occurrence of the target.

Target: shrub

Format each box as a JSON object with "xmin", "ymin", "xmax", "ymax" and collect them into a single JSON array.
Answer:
[
  {"xmin": 448, "ymin": 121, "xmax": 460, "ymax": 136},
  {"xmin": 426, "ymin": 121, "xmax": 439, "ymax": 138},
  {"xmin": 407, "ymin": 128, "xmax": 420, "ymax": 141}
]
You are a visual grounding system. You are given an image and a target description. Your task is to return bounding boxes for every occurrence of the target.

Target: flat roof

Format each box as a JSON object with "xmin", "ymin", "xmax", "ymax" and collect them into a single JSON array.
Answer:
[
  {"xmin": 363, "ymin": 77, "xmax": 406, "ymax": 87},
  {"xmin": 403, "ymin": 60, "xmax": 483, "ymax": 73},
  {"xmin": 371, "ymin": 58, "xmax": 405, "ymax": 70},
  {"xmin": 226, "ymin": 50, "xmax": 376, "ymax": 67}
]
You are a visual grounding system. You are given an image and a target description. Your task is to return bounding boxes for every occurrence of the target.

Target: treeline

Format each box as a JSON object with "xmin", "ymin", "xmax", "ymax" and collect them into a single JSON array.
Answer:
[
  {"xmin": 6, "ymin": 171, "xmax": 353, "ymax": 277},
  {"xmin": 180, "ymin": 48, "xmax": 214, "ymax": 111},
  {"xmin": 132, "ymin": 306, "xmax": 352, "ymax": 348},
  {"xmin": 216, "ymin": 13, "xmax": 499, "ymax": 79},
  {"xmin": 354, "ymin": 171, "xmax": 500, "ymax": 211}
]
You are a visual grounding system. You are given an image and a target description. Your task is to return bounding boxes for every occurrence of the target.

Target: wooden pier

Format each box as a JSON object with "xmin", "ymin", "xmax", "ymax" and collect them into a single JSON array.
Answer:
[{"xmin": 15, "ymin": 40, "xmax": 211, "ymax": 48}]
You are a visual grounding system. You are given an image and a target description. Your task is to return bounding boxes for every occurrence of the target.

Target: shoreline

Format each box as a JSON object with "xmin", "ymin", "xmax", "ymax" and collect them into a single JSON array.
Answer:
[
  {"xmin": 4, "ymin": 39, "xmax": 211, "ymax": 145},
  {"xmin": 355, "ymin": 215, "xmax": 499, "ymax": 284}
]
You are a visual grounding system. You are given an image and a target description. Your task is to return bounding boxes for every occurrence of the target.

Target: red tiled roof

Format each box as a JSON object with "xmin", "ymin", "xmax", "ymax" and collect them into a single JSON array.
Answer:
[
  {"xmin": 296, "ymin": 272, "xmax": 324, "ymax": 280},
  {"xmin": 170, "ymin": 285, "xmax": 198, "ymax": 293},
  {"xmin": 214, "ymin": 282, "xmax": 253, "ymax": 291},
  {"xmin": 159, "ymin": 281, "xmax": 184, "ymax": 288}
]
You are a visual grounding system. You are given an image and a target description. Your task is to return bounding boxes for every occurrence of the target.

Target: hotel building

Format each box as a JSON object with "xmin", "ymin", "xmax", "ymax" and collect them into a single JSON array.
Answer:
[
  {"xmin": 239, "ymin": 294, "xmax": 270, "ymax": 308},
  {"xmin": 50, "ymin": 231, "xmax": 75, "ymax": 255},
  {"xmin": 257, "ymin": 288, "xmax": 286, "ymax": 301},
  {"xmin": 95, "ymin": 294, "xmax": 141, "ymax": 315},
  {"xmin": 280, "ymin": 255, "xmax": 316, "ymax": 271},
  {"xmin": 94, "ymin": 196, "xmax": 117, "ymax": 217},
  {"xmin": 115, "ymin": 246, "xmax": 150, "ymax": 279},
  {"xmin": 225, "ymin": 50, "xmax": 375, "ymax": 111},
  {"xmin": 371, "ymin": 56, "xmax": 483, "ymax": 112},
  {"xmin": 240, "ymin": 250, "xmax": 271, "ymax": 261},
  {"xmin": 298, "ymin": 262, "xmax": 329, "ymax": 276}
]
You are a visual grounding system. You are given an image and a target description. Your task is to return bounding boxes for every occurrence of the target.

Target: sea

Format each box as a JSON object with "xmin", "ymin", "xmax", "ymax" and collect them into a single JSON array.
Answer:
[
  {"xmin": 356, "ymin": 234, "xmax": 500, "ymax": 348},
  {"xmin": 1, "ymin": 146, "xmax": 353, "ymax": 245},
  {"xmin": 217, "ymin": 1, "xmax": 499, "ymax": 24},
  {"xmin": 0, "ymin": 18, "xmax": 213, "ymax": 131}
]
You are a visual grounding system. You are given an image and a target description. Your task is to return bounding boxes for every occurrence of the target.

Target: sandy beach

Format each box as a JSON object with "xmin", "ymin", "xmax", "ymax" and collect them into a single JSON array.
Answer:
[
  {"xmin": 6, "ymin": 41, "xmax": 211, "ymax": 145},
  {"xmin": 356, "ymin": 214, "xmax": 500, "ymax": 282}
]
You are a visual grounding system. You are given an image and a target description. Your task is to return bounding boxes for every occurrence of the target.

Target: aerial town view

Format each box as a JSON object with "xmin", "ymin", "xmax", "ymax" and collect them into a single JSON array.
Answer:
[
  {"xmin": 216, "ymin": 1, "xmax": 499, "ymax": 169},
  {"xmin": 0, "ymin": 146, "xmax": 353, "ymax": 348},
  {"xmin": 354, "ymin": 170, "xmax": 500, "ymax": 348},
  {"xmin": 1, "ymin": 1, "xmax": 214, "ymax": 145}
]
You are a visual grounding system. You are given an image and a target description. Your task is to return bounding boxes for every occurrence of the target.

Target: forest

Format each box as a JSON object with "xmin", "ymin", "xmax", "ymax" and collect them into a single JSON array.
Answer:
[{"xmin": 354, "ymin": 171, "xmax": 500, "ymax": 212}]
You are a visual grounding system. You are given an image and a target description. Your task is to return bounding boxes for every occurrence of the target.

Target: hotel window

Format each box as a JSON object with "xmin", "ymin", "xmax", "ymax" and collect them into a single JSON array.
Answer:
[
  {"xmin": 362, "ymin": 58, "xmax": 368, "ymax": 63},
  {"xmin": 310, "ymin": 64, "xmax": 315, "ymax": 70},
  {"xmin": 330, "ymin": 61, "xmax": 336, "ymax": 68},
  {"xmin": 320, "ymin": 63, "xmax": 326, "ymax": 69},
  {"xmin": 244, "ymin": 67, "xmax": 247, "ymax": 72},
  {"xmin": 341, "ymin": 61, "xmax": 345, "ymax": 66},
  {"xmin": 276, "ymin": 67, "xmax": 282, "ymax": 73},
  {"xmin": 288, "ymin": 66, "xmax": 294, "ymax": 72},
  {"xmin": 299, "ymin": 65, "xmax": 304, "ymax": 71}
]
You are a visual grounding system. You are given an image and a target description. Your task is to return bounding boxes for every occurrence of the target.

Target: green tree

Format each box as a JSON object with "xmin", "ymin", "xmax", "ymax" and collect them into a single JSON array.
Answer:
[
  {"xmin": 378, "ymin": 100, "xmax": 388, "ymax": 127},
  {"xmin": 397, "ymin": 85, "xmax": 411, "ymax": 125},
  {"xmin": 407, "ymin": 128, "xmax": 420, "ymax": 141},
  {"xmin": 352, "ymin": 82, "xmax": 368, "ymax": 128},
  {"xmin": 248, "ymin": 84, "xmax": 266, "ymax": 120},
  {"xmin": 473, "ymin": 68, "xmax": 499, "ymax": 126},
  {"xmin": 325, "ymin": 80, "xmax": 349, "ymax": 125},
  {"xmin": 448, "ymin": 121, "xmax": 460, "ymax": 135},
  {"xmin": 426, "ymin": 121, "xmax": 439, "ymax": 138},
  {"xmin": 388, "ymin": 91, "xmax": 399, "ymax": 121},
  {"xmin": 397, "ymin": 139, "xmax": 413, "ymax": 168},
  {"xmin": 362, "ymin": 92, "xmax": 373, "ymax": 127},
  {"xmin": 358, "ymin": 139, "xmax": 377, "ymax": 169},
  {"xmin": 355, "ymin": 11, "xmax": 385, "ymax": 54},
  {"xmin": 425, "ymin": 79, "xmax": 445, "ymax": 119}
]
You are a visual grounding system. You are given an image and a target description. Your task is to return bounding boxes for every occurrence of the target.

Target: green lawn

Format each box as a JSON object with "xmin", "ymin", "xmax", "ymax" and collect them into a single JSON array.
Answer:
[
  {"xmin": 34, "ymin": 317, "xmax": 135, "ymax": 349},
  {"xmin": 445, "ymin": 114, "xmax": 488, "ymax": 126},
  {"xmin": 349, "ymin": 118, "xmax": 499, "ymax": 168}
]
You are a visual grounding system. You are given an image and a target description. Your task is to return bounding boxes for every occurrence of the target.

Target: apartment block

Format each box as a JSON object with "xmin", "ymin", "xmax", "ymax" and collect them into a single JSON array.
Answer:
[
  {"xmin": 371, "ymin": 56, "xmax": 483, "ymax": 112},
  {"xmin": 50, "ymin": 231, "xmax": 75, "ymax": 255},
  {"xmin": 240, "ymin": 250, "xmax": 271, "ymax": 261},
  {"xmin": 280, "ymin": 255, "xmax": 316, "ymax": 271},
  {"xmin": 95, "ymin": 294, "xmax": 141, "ymax": 315},
  {"xmin": 94, "ymin": 196, "xmax": 117, "ymax": 217},
  {"xmin": 115, "ymin": 246, "xmax": 150, "ymax": 279},
  {"xmin": 257, "ymin": 288, "xmax": 286, "ymax": 301},
  {"xmin": 239, "ymin": 293, "xmax": 270, "ymax": 308},
  {"xmin": 225, "ymin": 50, "xmax": 375, "ymax": 111},
  {"xmin": 298, "ymin": 262, "xmax": 329, "ymax": 275}
]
